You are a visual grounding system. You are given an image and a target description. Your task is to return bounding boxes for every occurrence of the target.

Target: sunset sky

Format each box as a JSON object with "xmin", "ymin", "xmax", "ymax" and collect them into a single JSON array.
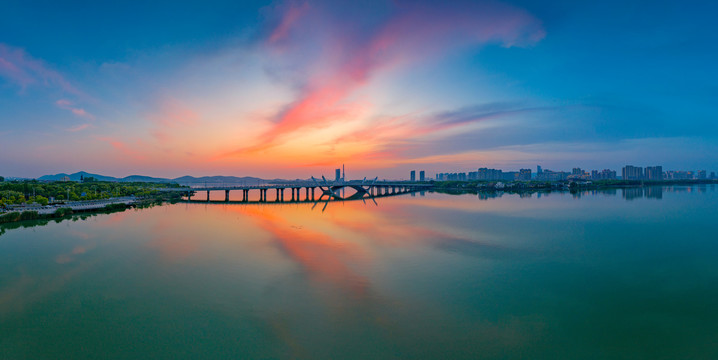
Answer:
[{"xmin": 1, "ymin": 0, "xmax": 717, "ymax": 179}]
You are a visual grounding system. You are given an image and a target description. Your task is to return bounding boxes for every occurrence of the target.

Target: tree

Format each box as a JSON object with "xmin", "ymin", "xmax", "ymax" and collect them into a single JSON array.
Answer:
[
  {"xmin": 0, "ymin": 176, "xmax": 4, "ymax": 182},
  {"xmin": 35, "ymin": 195, "xmax": 49, "ymax": 206}
]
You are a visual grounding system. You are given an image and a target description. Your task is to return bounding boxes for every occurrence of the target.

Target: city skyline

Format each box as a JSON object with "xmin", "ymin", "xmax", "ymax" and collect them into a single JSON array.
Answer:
[{"xmin": 2, "ymin": 1, "xmax": 718, "ymax": 179}]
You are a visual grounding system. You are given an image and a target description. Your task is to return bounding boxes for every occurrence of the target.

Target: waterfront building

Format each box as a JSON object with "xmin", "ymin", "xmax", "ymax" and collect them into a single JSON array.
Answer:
[
  {"xmin": 536, "ymin": 169, "xmax": 569, "ymax": 181},
  {"xmin": 591, "ymin": 169, "xmax": 617, "ymax": 180},
  {"xmin": 335, "ymin": 168, "xmax": 341, "ymax": 182},
  {"xmin": 645, "ymin": 166, "xmax": 663, "ymax": 180},
  {"xmin": 622, "ymin": 165, "xmax": 644, "ymax": 180},
  {"xmin": 419, "ymin": 171, "xmax": 425, "ymax": 182},
  {"xmin": 519, "ymin": 169, "xmax": 532, "ymax": 181},
  {"xmin": 410, "ymin": 170, "xmax": 416, "ymax": 182},
  {"xmin": 697, "ymin": 170, "xmax": 707, "ymax": 179},
  {"xmin": 477, "ymin": 168, "xmax": 503, "ymax": 181}
]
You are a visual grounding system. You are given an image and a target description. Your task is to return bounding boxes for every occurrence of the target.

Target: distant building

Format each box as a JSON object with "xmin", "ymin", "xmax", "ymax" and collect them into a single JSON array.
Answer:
[
  {"xmin": 536, "ymin": 169, "xmax": 569, "ymax": 181},
  {"xmin": 61, "ymin": 176, "xmax": 71, "ymax": 182},
  {"xmin": 519, "ymin": 169, "xmax": 532, "ymax": 181},
  {"xmin": 419, "ymin": 171, "xmax": 425, "ymax": 181},
  {"xmin": 537, "ymin": 165, "xmax": 542, "ymax": 176},
  {"xmin": 591, "ymin": 169, "xmax": 617, "ymax": 180},
  {"xmin": 645, "ymin": 166, "xmax": 663, "ymax": 181},
  {"xmin": 622, "ymin": 165, "xmax": 644, "ymax": 180},
  {"xmin": 711, "ymin": 172, "xmax": 716, "ymax": 179},
  {"xmin": 697, "ymin": 170, "xmax": 707, "ymax": 179},
  {"xmin": 335, "ymin": 168, "xmax": 341, "ymax": 182},
  {"xmin": 410, "ymin": 170, "xmax": 416, "ymax": 182},
  {"xmin": 477, "ymin": 168, "xmax": 503, "ymax": 181}
]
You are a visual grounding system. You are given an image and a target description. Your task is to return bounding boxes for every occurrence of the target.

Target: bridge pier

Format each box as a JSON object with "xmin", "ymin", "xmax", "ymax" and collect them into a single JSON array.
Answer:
[
  {"xmin": 225, "ymin": 190, "xmax": 230, "ymax": 202},
  {"xmin": 243, "ymin": 189, "xmax": 249, "ymax": 202}
]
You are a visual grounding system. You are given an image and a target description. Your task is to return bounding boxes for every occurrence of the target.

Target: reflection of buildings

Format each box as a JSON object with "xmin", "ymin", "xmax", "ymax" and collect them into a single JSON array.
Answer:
[
  {"xmin": 477, "ymin": 192, "xmax": 504, "ymax": 201},
  {"xmin": 622, "ymin": 187, "xmax": 644, "ymax": 200},
  {"xmin": 644, "ymin": 186, "xmax": 663, "ymax": 199}
]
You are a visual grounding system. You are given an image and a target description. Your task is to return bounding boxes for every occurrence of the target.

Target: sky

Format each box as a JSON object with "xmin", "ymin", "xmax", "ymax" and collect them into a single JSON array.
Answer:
[{"xmin": 1, "ymin": 0, "xmax": 717, "ymax": 179}]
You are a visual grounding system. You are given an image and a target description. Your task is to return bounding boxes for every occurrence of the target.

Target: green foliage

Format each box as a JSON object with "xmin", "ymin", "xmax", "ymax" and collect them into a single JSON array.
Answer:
[
  {"xmin": 0, "ymin": 180, "xmax": 184, "ymax": 204},
  {"xmin": 0, "ymin": 176, "xmax": 4, "ymax": 182},
  {"xmin": 35, "ymin": 195, "xmax": 49, "ymax": 206}
]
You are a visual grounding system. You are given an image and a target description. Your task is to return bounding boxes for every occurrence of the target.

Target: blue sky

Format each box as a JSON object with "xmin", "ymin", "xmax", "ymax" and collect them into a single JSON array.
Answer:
[{"xmin": 1, "ymin": 0, "xmax": 716, "ymax": 178}]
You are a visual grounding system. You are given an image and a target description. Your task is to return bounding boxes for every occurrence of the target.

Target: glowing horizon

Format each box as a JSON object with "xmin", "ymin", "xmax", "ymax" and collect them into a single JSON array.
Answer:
[{"xmin": 1, "ymin": 1, "xmax": 717, "ymax": 179}]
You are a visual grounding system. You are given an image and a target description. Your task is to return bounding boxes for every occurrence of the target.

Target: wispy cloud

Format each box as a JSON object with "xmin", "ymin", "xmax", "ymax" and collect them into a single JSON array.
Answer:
[
  {"xmin": 95, "ymin": 136, "xmax": 147, "ymax": 161},
  {"xmin": 66, "ymin": 123, "xmax": 92, "ymax": 132},
  {"xmin": 221, "ymin": 0, "xmax": 545, "ymax": 158},
  {"xmin": 0, "ymin": 43, "xmax": 84, "ymax": 97},
  {"xmin": 56, "ymin": 99, "xmax": 95, "ymax": 120}
]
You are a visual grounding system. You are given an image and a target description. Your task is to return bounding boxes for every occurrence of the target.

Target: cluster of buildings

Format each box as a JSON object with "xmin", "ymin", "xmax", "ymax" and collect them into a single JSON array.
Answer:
[
  {"xmin": 436, "ymin": 168, "xmax": 532, "ymax": 181},
  {"xmin": 422, "ymin": 164, "xmax": 716, "ymax": 182}
]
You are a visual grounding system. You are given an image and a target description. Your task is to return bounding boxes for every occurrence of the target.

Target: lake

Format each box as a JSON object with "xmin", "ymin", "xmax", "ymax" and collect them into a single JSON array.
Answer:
[{"xmin": 1, "ymin": 186, "xmax": 717, "ymax": 359}]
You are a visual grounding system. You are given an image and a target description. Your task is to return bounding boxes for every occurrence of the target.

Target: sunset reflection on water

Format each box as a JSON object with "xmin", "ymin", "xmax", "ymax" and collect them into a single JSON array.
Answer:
[{"xmin": 1, "ymin": 187, "xmax": 718, "ymax": 359}]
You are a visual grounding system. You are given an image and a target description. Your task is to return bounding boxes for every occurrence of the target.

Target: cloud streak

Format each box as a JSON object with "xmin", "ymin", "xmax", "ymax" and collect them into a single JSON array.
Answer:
[
  {"xmin": 0, "ymin": 43, "xmax": 83, "ymax": 96},
  {"xmin": 56, "ymin": 99, "xmax": 95, "ymax": 120},
  {"xmin": 222, "ymin": 0, "xmax": 545, "ymax": 158}
]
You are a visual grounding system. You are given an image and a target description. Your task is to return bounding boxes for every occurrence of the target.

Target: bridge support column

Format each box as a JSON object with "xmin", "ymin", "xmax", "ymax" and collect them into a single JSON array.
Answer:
[
  {"xmin": 187, "ymin": 191, "xmax": 192, "ymax": 200},
  {"xmin": 243, "ymin": 189, "xmax": 248, "ymax": 202},
  {"xmin": 291, "ymin": 188, "xmax": 295, "ymax": 201},
  {"xmin": 206, "ymin": 190, "xmax": 211, "ymax": 201},
  {"xmin": 225, "ymin": 190, "xmax": 230, "ymax": 202},
  {"xmin": 311, "ymin": 187, "xmax": 315, "ymax": 200},
  {"xmin": 281, "ymin": 189, "xmax": 285, "ymax": 201}
]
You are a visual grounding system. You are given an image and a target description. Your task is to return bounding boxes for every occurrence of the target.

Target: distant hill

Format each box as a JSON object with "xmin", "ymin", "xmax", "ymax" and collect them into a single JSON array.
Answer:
[
  {"xmin": 39, "ymin": 171, "xmax": 119, "ymax": 182},
  {"xmin": 37, "ymin": 171, "xmax": 308, "ymax": 186}
]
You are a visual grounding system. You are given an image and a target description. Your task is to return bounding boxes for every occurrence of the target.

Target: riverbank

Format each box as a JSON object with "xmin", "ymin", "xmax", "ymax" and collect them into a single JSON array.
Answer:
[{"xmin": 431, "ymin": 179, "xmax": 718, "ymax": 193}]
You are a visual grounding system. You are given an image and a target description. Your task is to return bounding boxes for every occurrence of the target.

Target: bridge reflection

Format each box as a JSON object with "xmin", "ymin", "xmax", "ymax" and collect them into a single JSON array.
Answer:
[
  {"xmin": 163, "ymin": 181, "xmax": 433, "ymax": 203},
  {"xmin": 182, "ymin": 187, "xmax": 427, "ymax": 210}
]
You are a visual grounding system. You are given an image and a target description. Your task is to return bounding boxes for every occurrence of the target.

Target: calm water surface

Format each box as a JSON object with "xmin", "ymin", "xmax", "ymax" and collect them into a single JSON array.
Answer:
[{"xmin": 1, "ymin": 186, "xmax": 717, "ymax": 359}]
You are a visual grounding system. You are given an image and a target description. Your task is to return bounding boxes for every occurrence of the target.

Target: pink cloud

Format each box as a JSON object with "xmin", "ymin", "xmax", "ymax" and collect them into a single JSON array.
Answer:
[
  {"xmin": 0, "ymin": 43, "xmax": 84, "ymax": 97},
  {"xmin": 55, "ymin": 99, "xmax": 95, "ymax": 120},
  {"xmin": 225, "ymin": 1, "xmax": 545, "ymax": 158},
  {"xmin": 96, "ymin": 136, "xmax": 147, "ymax": 161},
  {"xmin": 148, "ymin": 97, "xmax": 200, "ymax": 144},
  {"xmin": 267, "ymin": 1, "xmax": 310, "ymax": 44}
]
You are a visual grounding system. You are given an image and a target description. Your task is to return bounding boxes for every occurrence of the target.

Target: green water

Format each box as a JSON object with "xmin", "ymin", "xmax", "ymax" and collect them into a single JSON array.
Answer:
[{"xmin": 1, "ymin": 186, "xmax": 717, "ymax": 359}]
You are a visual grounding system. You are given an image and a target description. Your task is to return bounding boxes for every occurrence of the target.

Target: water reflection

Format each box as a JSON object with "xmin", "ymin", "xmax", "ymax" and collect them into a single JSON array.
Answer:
[{"xmin": 1, "ymin": 185, "xmax": 717, "ymax": 359}]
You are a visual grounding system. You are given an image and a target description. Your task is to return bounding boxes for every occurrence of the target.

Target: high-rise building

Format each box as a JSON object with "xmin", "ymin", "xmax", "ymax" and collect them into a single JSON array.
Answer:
[
  {"xmin": 335, "ymin": 168, "xmax": 341, "ymax": 182},
  {"xmin": 519, "ymin": 169, "xmax": 532, "ymax": 181},
  {"xmin": 537, "ymin": 165, "xmax": 542, "ymax": 175},
  {"xmin": 645, "ymin": 166, "xmax": 663, "ymax": 181},
  {"xmin": 622, "ymin": 165, "xmax": 644, "ymax": 180},
  {"xmin": 410, "ymin": 170, "xmax": 416, "ymax": 182},
  {"xmin": 419, "ymin": 171, "xmax": 425, "ymax": 181},
  {"xmin": 697, "ymin": 170, "xmax": 707, "ymax": 179},
  {"xmin": 711, "ymin": 172, "xmax": 716, "ymax": 180}
]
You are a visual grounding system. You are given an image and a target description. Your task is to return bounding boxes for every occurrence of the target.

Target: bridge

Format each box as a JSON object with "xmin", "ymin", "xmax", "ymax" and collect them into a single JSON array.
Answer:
[{"xmin": 159, "ymin": 177, "xmax": 433, "ymax": 203}]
